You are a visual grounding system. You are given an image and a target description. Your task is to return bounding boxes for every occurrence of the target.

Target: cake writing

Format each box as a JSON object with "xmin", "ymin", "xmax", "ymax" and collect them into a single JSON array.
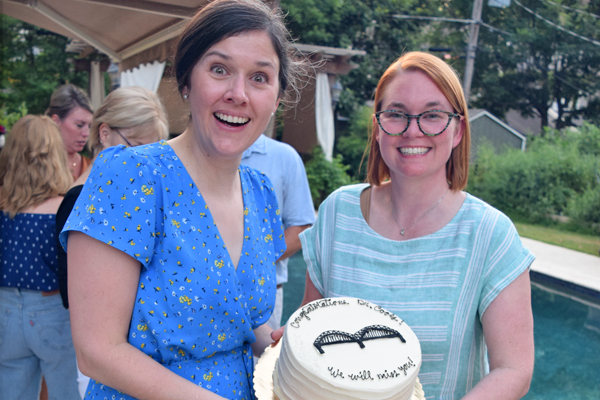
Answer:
[
  {"xmin": 348, "ymin": 370, "xmax": 374, "ymax": 381},
  {"xmin": 314, "ymin": 325, "xmax": 405, "ymax": 354},
  {"xmin": 328, "ymin": 367, "xmax": 344, "ymax": 378},
  {"xmin": 377, "ymin": 358, "xmax": 417, "ymax": 379},
  {"xmin": 356, "ymin": 299, "xmax": 402, "ymax": 324},
  {"xmin": 327, "ymin": 358, "xmax": 416, "ymax": 382},
  {"xmin": 290, "ymin": 298, "xmax": 349, "ymax": 328}
]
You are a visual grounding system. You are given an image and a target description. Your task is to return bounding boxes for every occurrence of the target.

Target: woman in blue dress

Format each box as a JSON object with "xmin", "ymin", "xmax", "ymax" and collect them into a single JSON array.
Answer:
[{"xmin": 60, "ymin": 1, "xmax": 305, "ymax": 399}]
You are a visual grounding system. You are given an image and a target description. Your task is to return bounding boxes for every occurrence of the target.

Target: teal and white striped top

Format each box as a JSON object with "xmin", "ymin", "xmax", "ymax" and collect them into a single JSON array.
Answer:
[{"xmin": 299, "ymin": 184, "xmax": 535, "ymax": 399}]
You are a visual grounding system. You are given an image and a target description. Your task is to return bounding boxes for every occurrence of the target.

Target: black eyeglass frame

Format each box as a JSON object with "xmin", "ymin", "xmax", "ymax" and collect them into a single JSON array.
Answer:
[
  {"xmin": 109, "ymin": 126, "xmax": 134, "ymax": 147},
  {"xmin": 375, "ymin": 109, "xmax": 462, "ymax": 137}
]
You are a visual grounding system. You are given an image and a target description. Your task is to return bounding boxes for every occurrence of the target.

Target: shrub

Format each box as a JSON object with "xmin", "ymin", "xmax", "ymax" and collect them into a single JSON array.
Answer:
[
  {"xmin": 567, "ymin": 186, "xmax": 600, "ymax": 234},
  {"xmin": 0, "ymin": 102, "xmax": 28, "ymax": 132},
  {"xmin": 305, "ymin": 146, "xmax": 354, "ymax": 209},
  {"xmin": 335, "ymin": 104, "xmax": 372, "ymax": 181},
  {"xmin": 468, "ymin": 123, "xmax": 599, "ymax": 230}
]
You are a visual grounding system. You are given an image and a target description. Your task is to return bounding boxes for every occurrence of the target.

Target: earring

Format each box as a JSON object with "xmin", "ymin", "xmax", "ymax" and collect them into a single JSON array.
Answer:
[{"xmin": 183, "ymin": 94, "xmax": 188, "ymax": 100}]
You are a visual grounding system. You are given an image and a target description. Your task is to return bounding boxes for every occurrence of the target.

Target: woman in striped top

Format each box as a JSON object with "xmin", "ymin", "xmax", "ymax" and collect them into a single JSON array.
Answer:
[{"xmin": 297, "ymin": 52, "xmax": 535, "ymax": 399}]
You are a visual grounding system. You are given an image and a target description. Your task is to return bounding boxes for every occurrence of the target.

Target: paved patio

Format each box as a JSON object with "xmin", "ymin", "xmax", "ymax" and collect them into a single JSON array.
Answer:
[{"xmin": 522, "ymin": 237, "xmax": 600, "ymax": 295}]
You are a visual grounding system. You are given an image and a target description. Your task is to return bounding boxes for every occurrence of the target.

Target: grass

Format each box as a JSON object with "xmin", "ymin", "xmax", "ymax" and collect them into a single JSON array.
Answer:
[{"xmin": 514, "ymin": 222, "xmax": 600, "ymax": 257}]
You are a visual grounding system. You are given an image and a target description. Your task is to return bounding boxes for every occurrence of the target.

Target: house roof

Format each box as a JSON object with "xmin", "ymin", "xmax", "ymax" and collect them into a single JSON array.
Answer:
[{"xmin": 469, "ymin": 108, "xmax": 527, "ymax": 150}]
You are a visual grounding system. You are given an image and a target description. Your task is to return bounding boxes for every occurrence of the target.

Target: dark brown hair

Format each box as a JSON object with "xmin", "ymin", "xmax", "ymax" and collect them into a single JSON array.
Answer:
[{"xmin": 174, "ymin": 0, "xmax": 303, "ymax": 106}]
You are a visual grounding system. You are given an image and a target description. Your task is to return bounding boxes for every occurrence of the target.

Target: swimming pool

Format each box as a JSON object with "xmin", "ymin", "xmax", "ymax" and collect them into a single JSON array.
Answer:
[
  {"xmin": 282, "ymin": 254, "xmax": 600, "ymax": 398},
  {"xmin": 524, "ymin": 281, "xmax": 600, "ymax": 399}
]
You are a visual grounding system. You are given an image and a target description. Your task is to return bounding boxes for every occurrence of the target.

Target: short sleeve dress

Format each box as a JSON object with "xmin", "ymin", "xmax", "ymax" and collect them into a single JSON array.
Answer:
[{"xmin": 60, "ymin": 141, "xmax": 285, "ymax": 400}]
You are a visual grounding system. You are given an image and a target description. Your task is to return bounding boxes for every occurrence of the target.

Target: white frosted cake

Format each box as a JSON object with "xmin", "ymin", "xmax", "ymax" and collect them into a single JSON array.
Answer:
[{"xmin": 272, "ymin": 297, "xmax": 423, "ymax": 400}]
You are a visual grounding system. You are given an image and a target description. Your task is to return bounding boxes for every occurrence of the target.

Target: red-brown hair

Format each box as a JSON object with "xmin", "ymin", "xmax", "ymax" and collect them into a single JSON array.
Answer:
[{"xmin": 366, "ymin": 52, "xmax": 470, "ymax": 190}]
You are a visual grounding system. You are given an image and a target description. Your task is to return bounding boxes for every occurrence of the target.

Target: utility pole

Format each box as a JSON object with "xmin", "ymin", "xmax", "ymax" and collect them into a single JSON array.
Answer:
[{"xmin": 463, "ymin": 0, "xmax": 484, "ymax": 103}]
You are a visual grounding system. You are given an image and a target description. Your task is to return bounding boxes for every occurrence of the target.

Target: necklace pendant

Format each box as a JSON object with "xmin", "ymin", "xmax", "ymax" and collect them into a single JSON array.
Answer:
[{"xmin": 400, "ymin": 229, "xmax": 405, "ymax": 235}]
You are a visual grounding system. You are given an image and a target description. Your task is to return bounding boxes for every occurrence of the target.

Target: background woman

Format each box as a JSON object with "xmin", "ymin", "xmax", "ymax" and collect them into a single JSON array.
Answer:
[
  {"xmin": 46, "ymin": 84, "xmax": 94, "ymax": 179},
  {"xmin": 60, "ymin": 0, "xmax": 303, "ymax": 399},
  {"xmin": 298, "ymin": 52, "xmax": 535, "ymax": 399},
  {"xmin": 0, "ymin": 115, "xmax": 79, "ymax": 400}
]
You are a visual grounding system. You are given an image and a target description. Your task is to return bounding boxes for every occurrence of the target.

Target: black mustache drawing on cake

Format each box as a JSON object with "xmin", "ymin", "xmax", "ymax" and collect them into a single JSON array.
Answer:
[{"xmin": 314, "ymin": 325, "xmax": 406, "ymax": 354}]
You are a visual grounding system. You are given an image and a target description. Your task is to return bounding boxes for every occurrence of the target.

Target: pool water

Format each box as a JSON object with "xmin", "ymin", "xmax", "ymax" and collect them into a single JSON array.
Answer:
[
  {"xmin": 524, "ymin": 283, "xmax": 600, "ymax": 399},
  {"xmin": 282, "ymin": 253, "xmax": 600, "ymax": 399}
]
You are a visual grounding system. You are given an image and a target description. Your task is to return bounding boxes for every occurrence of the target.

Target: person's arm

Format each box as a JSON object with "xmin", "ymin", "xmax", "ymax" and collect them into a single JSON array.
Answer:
[
  {"xmin": 301, "ymin": 271, "xmax": 323, "ymax": 306},
  {"xmin": 252, "ymin": 323, "xmax": 275, "ymax": 357},
  {"xmin": 68, "ymin": 231, "xmax": 226, "ymax": 400},
  {"xmin": 277, "ymin": 224, "xmax": 311, "ymax": 261},
  {"xmin": 271, "ymin": 272, "xmax": 323, "ymax": 342},
  {"xmin": 461, "ymin": 270, "xmax": 534, "ymax": 400}
]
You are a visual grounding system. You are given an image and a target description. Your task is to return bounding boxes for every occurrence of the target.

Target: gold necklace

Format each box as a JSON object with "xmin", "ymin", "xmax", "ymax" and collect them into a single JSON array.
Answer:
[{"xmin": 394, "ymin": 187, "xmax": 450, "ymax": 236}]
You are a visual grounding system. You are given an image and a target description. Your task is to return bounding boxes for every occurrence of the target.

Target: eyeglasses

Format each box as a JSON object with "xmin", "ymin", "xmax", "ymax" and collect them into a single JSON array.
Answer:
[
  {"xmin": 375, "ymin": 109, "xmax": 462, "ymax": 137},
  {"xmin": 109, "ymin": 127, "xmax": 134, "ymax": 147}
]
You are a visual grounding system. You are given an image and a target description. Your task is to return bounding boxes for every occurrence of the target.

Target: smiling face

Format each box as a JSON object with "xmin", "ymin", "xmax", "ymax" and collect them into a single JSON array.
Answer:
[
  {"xmin": 183, "ymin": 30, "xmax": 280, "ymax": 160},
  {"xmin": 375, "ymin": 69, "xmax": 464, "ymax": 183},
  {"xmin": 53, "ymin": 107, "xmax": 93, "ymax": 155}
]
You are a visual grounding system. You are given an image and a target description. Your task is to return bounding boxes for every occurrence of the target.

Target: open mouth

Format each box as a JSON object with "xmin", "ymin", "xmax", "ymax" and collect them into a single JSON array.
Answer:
[
  {"xmin": 214, "ymin": 112, "xmax": 250, "ymax": 127},
  {"xmin": 398, "ymin": 147, "xmax": 430, "ymax": 156}
]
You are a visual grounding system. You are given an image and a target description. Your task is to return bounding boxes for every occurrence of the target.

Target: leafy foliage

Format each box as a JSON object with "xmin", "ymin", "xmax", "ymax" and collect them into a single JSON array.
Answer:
[
  {"xmin": 335, "ymin": 104, "xmax": 373, "ymax": 181},
  {"xmin": 421, "ymin": 0, "xmax": 600, "ymax": 132},
  {"xmin": 1, "ymin": 15, "xmax": 89, "ymax": 115},
  {"xmin": 468, "ymin": 123, "xmax": 600, "ymax": 233},
  {"xmin": 304, "ymin": 146, "xmax": 354, "ymax": 208},
  {"xmin": 0, "ymin": 103, "xmax": 28, "ymax": 132},
  {"xmin": 281, "ymin": 0, "xmax": 438, "ymax": 117},
  {"xmin": 282, "ymin": 0, "xmax": 600, "ymax": 132}
]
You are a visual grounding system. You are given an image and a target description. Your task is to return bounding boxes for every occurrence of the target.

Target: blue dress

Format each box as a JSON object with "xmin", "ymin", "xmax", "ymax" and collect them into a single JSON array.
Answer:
[{"xmin": 60, "ymin": 141, "xmax": 285, "ymax": 400}]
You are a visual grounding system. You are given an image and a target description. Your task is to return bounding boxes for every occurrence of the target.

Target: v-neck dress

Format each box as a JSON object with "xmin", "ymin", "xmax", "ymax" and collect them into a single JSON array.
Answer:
[{"xmin": 60, "ymin": 141, "xmax": 285, "ymax": 400}]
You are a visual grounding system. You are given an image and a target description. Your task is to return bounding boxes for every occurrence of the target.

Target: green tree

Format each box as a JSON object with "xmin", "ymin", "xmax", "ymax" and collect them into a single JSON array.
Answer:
[
  {"xmin": 281, "ymin": 0, "xmax": 437, "ymax": 116},
  {"xmin": 282, "ymin": 0, "xmax": 600, "ymax": 132},
  {"xmin": 420, "ymin": 0, "xmax": 600, "ymax": 131},
  {"xmin": 476, "ymin": 1, "xmax": 599, "ymax": 130},
  {"xmin": 0, "ymin": 15, "xmax": 89, "ymax": 115},
  {"xmin": 335, "ymin": 104, "xmax": 372, "ymax": 181}
]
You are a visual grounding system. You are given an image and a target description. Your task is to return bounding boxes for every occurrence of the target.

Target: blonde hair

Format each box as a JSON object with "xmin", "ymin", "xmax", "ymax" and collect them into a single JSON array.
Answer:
[
  {"xmin": 88, "ymin": 86, "xmax": 169, "ymax": 158},
  {"xmin": 366, "ymin": 52, "xmax": 471, "ymax": 191},
  {"xmin": 0, "ymin": 115, "xmax": 73, "ymax": 218}
]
